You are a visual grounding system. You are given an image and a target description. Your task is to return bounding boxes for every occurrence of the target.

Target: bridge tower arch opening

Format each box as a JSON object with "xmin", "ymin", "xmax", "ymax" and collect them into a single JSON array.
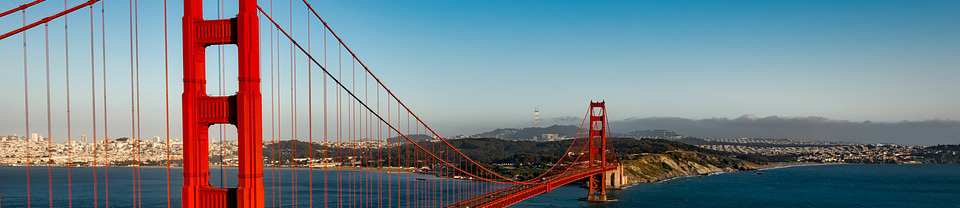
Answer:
[{"xmin": 181, "ymin": 0, "xmax": 263, "ymax": 208}]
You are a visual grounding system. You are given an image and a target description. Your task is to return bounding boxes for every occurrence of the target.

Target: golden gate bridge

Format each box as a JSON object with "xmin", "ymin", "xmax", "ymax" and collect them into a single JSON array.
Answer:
[{"xmin": 1, "ymin": 0, "xmax": 621, "ymax": 207}]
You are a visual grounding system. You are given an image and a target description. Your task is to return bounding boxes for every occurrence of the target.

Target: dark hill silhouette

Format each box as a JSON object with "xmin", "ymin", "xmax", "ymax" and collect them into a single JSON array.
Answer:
[{"xmin": 471, "ymin": 125, "xmax": 580, "ymax": 141}]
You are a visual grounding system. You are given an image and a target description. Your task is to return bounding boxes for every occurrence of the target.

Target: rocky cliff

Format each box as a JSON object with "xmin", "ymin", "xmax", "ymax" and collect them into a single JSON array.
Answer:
[{"xmin": 619, "ymin": 150, "xmax": 761, "ymax": 185}]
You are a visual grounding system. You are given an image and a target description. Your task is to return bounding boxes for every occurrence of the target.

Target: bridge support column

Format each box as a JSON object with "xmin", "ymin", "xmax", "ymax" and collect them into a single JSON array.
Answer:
[
  {"xmin": 182, "ymin": 0, "xmax": 263, "ymax": 208},
  {"xmin": 604, "ymin": 165, "xmax": 625, "ymax": 189}
]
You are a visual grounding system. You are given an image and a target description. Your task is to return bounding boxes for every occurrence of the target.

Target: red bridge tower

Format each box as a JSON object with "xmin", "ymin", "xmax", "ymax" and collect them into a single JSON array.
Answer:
[
  {"xmin": 181, "ymin": 0, "xmax": 263, "ymax": 208},
  {"xmin": 586, "ymin": 101, "xmax": 615, "ymax": 202}
]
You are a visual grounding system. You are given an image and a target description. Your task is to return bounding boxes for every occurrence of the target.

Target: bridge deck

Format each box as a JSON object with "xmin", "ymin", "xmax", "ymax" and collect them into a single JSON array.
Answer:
[{"xmin": 448, "ymin": 166, "xmax": 618, "ymax": 208}]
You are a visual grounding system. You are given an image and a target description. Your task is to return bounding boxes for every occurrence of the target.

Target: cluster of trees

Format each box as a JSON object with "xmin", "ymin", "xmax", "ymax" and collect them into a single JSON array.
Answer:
[
  {"xmin": 259, "ymin": 137, "xmax": 789, "ymax": 179},
  {"xmin": 471, "ymin": 125, "xmax": 581, "ymax": 141},
  {"xmin": 918, "ymin": 145, "xmax": 960, "ymax": 164},
  {"xmin": 260, "ymin": 137, "xmax": 791, "ymax": 164}
]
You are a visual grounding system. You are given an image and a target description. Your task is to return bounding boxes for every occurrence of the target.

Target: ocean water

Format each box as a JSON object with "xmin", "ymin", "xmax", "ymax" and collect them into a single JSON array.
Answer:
[
  {"xmin": 0, "ymin": 166, "xmax": 498, "ymax": 207},
  {"xmin": 514, "ymin": 164, "xmax": 960, "ymax": 208},
  {"xmin": 1, "ymin": 164, "xmax": 958, "ymax": 207}
]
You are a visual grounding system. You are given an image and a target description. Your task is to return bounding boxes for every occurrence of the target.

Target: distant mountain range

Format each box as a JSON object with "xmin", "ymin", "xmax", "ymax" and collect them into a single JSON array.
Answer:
[
  {"xmin": 471, "ymin": 125, "xmax": 580, "ymax": 141},
  {"xmin": 469, "ymin": 125, "xmax": 687, "ymax": 141}
]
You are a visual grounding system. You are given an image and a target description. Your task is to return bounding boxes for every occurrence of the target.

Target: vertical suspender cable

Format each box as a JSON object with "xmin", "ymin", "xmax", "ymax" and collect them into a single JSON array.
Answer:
[
  {"xmin": 350, "ymin": 47, "xmax": 356, "ymax": 208},
  {"xmin": 368, "ymin": 62, "xmax": 373, "ymax": 208},
  {"xmin": 347, "ymin": 52, "xmax": 352, "ymax": 206},
  {"xmin": 365, "ymin": 60, "xmax": 370, "ymax": 207},
  {"xmin": 135, "ymin": 0, "xmax": 144, "ymax": 203},
  {"xmin": 90, "ymin": 3, "xmax": 99, "ymax": 207},
  {"xmin": 163, "ymin": 0, "xmax": 172, "ymax": 207},
  {"xmin": 397, "ymin": 101, "xmax": 401, "ymax": 208},
  {"xmin": 44, "ymin": 22, "xmax": 53, "ymax": 208},
  {"xmin": 364, "ymin": 60, "xmax": 370, "ymax": 208},
  {"xmin": 127, "ymin": 0, "xmax": 137, "ymax": 206},
  {"xmin": 323, "ymin": 20, "xmax": 329, "ymax": 208},
  {"xmin": 388, "ymin": 93, "xmax": 393, "ymax": 208},
  {"xmin": 387, "ymin": 89, "xmax": 392, "ymax": 208},
  {"xmin": 218, "ymin": 0, "xmax": 225, "ymax": 188},
  {"xmin": 374, "ymin": 75, "xmax": 379, "ymax": 208},
  {"xmin": 430, "ymin": 124, "xmax": 434, "ymax": 206},
  {"xmin": 135, "ymin": 0, "xmax": 143, "ymax": 203},
  {"xmin": 288, "ymin": 1, "xmax": 298, "ymax": 206},
  {"xmin": 357, "ymin": 58, "xmax": 362, "ymax": 207},
  {"xmin": 361, "ymin": 69, "xmax": 365, "ymax": 207},
  {"xmin": 268, "ymin": 0, "xmax": 277, "ymax": 206},
  {"xmin": 337, "ymin": 39, "xmax": 342, "ymax": 208},
  {"xmin": 63, "ymin": 1, "xmax": 75, "ymax": 206},
  {"xmin": 276, "ymin": 0, "xmax": 283, "ymax": 202},
  {"xmin": 433, "ymin": 126, "xmax": 437, "ymax": 207},
  {"xmin": 307, "ymin": 7, "xmax": 314, "ymax": 208},
  {"xmin": 406, "ymin": 113, "xmax": 410, "ymax": 208},
  {"xmin": 101, "ymin": 1, "xmax": 110, "ymax": 206},
  {"xmin": 407, "ymin": 120, "xmax": 420, "ymax": 207},
  {"xmin": 22, "ymin": 6, "xmax": 33, "ymax": 208},
  {"xmin": 277, "ymin": 4, "xmax": 284, "ymax": 203}
]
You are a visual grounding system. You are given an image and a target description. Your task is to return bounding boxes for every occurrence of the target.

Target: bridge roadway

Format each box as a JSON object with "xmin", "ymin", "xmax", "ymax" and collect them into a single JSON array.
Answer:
[{"xmin": 448, "ymin": 165, "xmax": 619, "ymax": 208}]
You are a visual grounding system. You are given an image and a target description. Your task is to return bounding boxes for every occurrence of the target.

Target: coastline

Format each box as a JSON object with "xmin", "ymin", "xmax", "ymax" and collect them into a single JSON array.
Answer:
[
  {"xmin": 616, "ymin": 150, "xmax": 856, "ymax": 189},
  {"xmin": 623, "ymin": 162, "xmax": 842, "ymax": 189},
  {"xmin": 756, "ymin": 162, "xmax": 844, "ymax": 171}
]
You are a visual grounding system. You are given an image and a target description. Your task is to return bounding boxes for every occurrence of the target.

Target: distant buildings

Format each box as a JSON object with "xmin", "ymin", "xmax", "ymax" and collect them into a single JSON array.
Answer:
[
  {"xmin": 620, "ymin": 130, "xmax": 682, "ymax": 140},
  {"xmin": 0, "ymin": 133, "xmax": 398, "ymax": 167},
  {"xmin": 696, "ymin": 140, "xmax": 929, "ymax": 164}
]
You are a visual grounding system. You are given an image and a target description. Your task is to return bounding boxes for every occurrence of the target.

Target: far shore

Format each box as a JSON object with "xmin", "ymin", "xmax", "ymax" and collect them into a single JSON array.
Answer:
[{"xmin": 621, "ymin": 162, "xmax": 846, "ymax": 189}]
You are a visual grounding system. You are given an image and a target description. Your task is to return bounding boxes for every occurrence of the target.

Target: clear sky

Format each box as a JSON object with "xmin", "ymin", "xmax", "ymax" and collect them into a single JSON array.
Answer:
[{"xmin": 0, "ymin": 0, "xmax": 958, "ymax": 144}]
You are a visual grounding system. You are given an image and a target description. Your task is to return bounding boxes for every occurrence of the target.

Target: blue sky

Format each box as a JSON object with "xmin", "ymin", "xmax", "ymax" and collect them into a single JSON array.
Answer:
[{"xmin": 0, "ymin": 0, "xmax": 958, "ymax": 144}]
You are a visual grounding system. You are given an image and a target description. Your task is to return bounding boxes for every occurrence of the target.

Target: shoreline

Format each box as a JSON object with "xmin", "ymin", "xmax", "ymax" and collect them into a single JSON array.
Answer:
[
  {"xmin": 620, "ymin": 162, "xmax": 843, "ymax": 189},
  {"xmin": 756, "ymin": 162, "xmax": 844, "ymax": 171}
]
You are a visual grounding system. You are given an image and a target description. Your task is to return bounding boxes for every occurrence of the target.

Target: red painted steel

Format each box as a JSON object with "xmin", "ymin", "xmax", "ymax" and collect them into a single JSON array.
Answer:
[
  {"xmin": 0, "ymin": 0, "xmax": 100, "ymax": 40},
  {"xmin": 6, "ymin": 2, "xmax": 625, "ymax": 206},
  {"xmin": 447, "ymin": 102, "xmax": 617, "ymax": 208},
  {"xmin": 456, "ymin": 166, "xmax": 619, "ymax": 208},
  {"xmin": 182, "ymin": 0, "xmax": 263, "ymax": 208},
  {"xmin": 0, "ymin": 0, "xmax": 44, "ymax": 18},
  {"xmin": 587, "ymin": 101, "xmax": 610, "ymax": 201}
]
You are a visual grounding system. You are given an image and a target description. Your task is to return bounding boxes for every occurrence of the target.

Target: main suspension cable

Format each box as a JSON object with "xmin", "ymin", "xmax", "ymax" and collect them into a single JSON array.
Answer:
[
  {"xmin": 296, "ymin": 0, "xmax": 533, "ymax": 184},
  {"xmin": 0, "ymin": 0, "xmax": 44, "ymax": 18},
  {"xmin": 259, "ymin": 7, "xmax": 525, "ymax": 184},
  {"xmin": 0, "ymin": 0, "xmax": 101, "ymax": 40}
]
